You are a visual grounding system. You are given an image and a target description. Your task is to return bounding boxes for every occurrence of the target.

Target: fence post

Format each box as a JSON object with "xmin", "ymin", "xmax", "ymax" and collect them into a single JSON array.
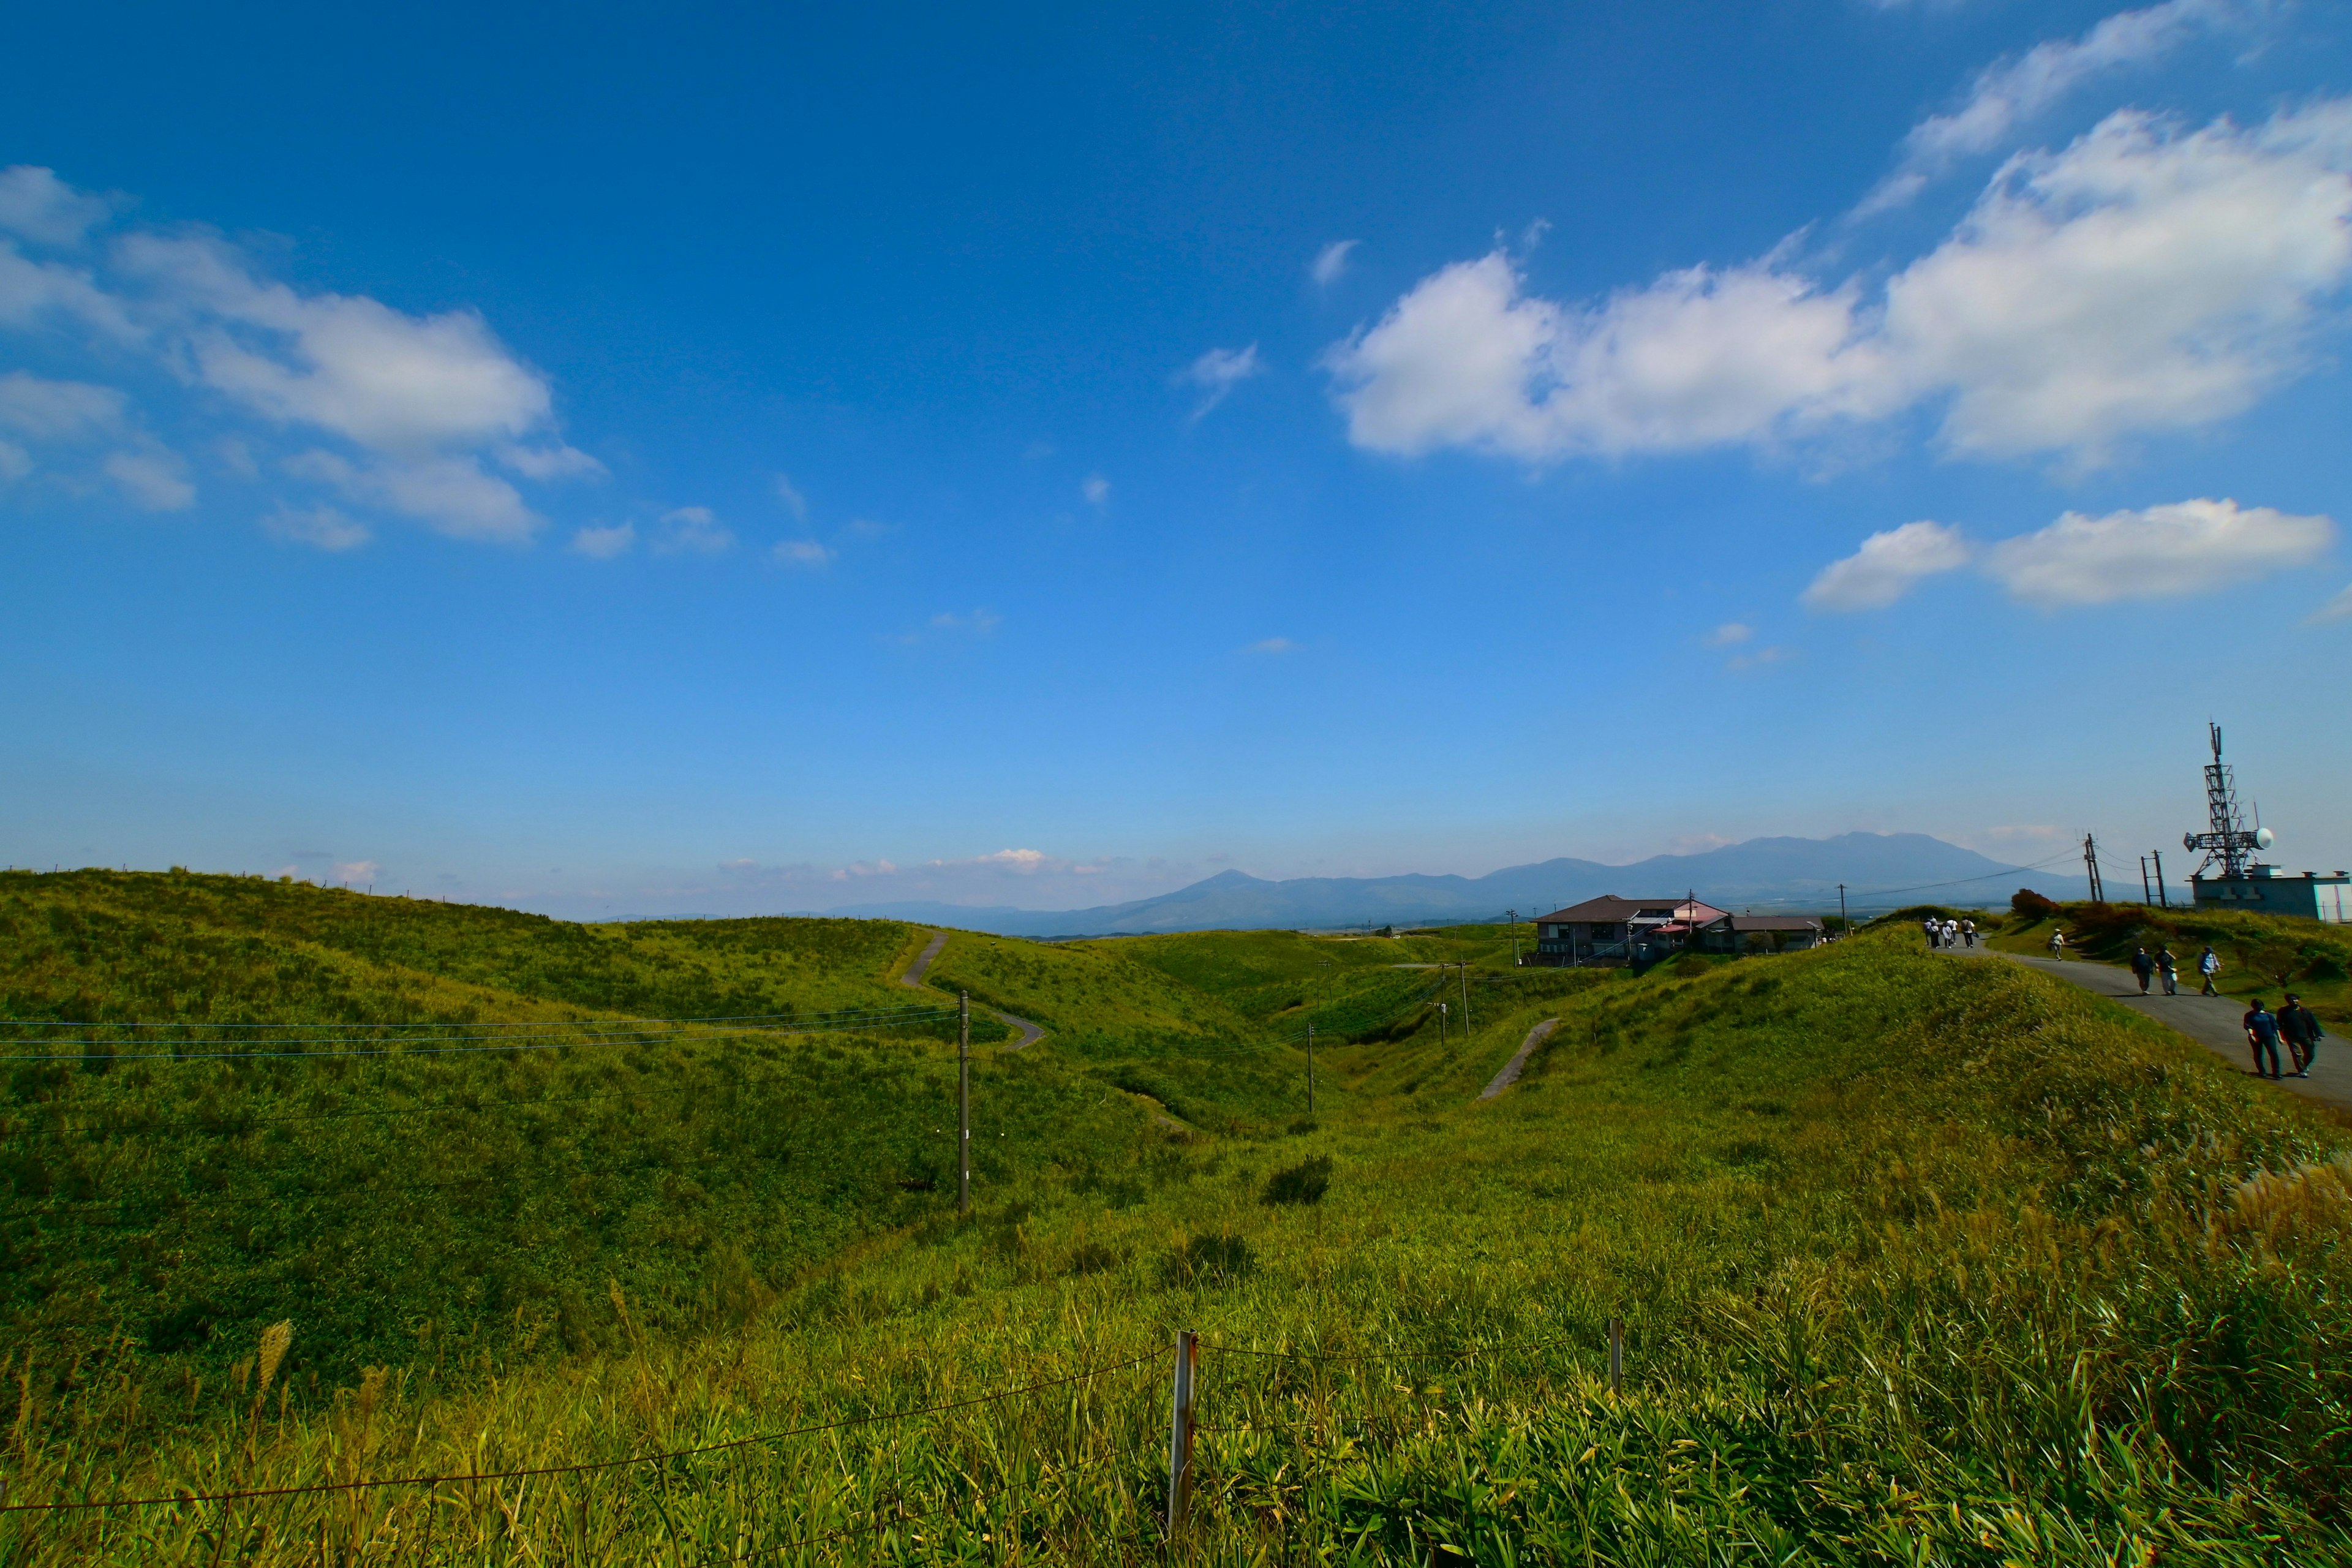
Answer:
[
  {"xmin": 1166, "ymin": 1329, "xmax": 1197, "ymax": 1534},
  {"xmin": 1608, "ymin": 1317, "xmax": 1623, "ymax": 1396},
  {"xmin": 1306, "ymin": 1023, "xmax": 1315, "ymax": 1114},
  {"xmin": 958, "ymin": 992, "xmax": 971, "ymax": 1216}
]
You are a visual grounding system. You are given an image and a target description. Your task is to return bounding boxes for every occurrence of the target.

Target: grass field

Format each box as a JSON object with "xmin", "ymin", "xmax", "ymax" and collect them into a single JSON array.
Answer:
[{"xmin": 4, "ymin": 875, "xmax": 2350, "ymax": 1564}]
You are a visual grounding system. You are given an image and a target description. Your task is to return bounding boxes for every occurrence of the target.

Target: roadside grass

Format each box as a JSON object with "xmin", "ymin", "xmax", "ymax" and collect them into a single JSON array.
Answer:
[{"xmin": 6, "ymin": 925, "xmax": 2347, "ymax": 1563}]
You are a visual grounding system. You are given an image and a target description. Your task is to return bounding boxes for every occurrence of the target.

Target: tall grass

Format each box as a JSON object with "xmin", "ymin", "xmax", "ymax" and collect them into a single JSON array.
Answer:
[{"xmin": 3, "ymin": 892, "xmax": 2346, "ymax": 1562}]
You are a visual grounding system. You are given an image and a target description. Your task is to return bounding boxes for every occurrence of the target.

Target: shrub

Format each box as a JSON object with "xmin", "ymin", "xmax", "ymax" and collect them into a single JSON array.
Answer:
[
  {"xmin": 1286, "ymin": 1117, "xmax": 1319, "ymax": 1136},
  {"xmin": 2011, "ymin": 888, "xmax": 2061, "ymax": 919},
  {"xmin": 1671, "ymin": 955, "xmax": 1708, "ymax": 978},
  {"xmin": 1161, "ymin": 1231, "xmax": 1255, "ymax": 1287},
  {"xmin": 1261, "ymin": 1155, "xmax": 1332, "ymax": 1207},
  {"xmin": 1063, "ymin": 1242, "xmax": 1122, "ymax": 1277}
]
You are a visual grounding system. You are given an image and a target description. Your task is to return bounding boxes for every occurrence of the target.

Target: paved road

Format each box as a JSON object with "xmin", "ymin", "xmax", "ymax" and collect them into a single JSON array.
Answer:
[
  {"xmin": 1942, "ymin": 944, "xmax": 2350, "ymax": 1112},
  {"xmin": 1479, "ymin": 1017, "xmax": 1560, "ymax": 1101},
  {"xmin": 898, "ymin": 929, "xmax": 1046, "ymax": 1050}
]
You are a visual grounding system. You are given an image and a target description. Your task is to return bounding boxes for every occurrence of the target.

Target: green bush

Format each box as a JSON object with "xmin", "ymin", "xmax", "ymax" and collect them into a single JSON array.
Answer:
[
  {"xmin": 2011, "ymin": 888, "xmax": 2061, "ymax": 918},
  {"xmin": 1261, "ymin": 1155, "xmax": 1332, "ymax": 1206}
]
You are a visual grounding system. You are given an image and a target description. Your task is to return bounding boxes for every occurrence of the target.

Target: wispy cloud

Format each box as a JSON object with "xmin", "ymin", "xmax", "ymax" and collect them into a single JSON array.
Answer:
[
  {"xmin": 1311, "ymin": 239, "xmax": 1359, "ymax": 286},
  {"xmin": 1177, "ymin": 343, "xmax": 1264, "ymax": 420},
  {"xmin": 1857, "ymin": 0, "xmax": 2261, "ymax": 214},
  {"xmin": 774, "ymin": 472, "xmax": 809, "ymax": 521},
  {"xmin": 652, "ymin": 505, "xmax": 733, "ymax": 555},
  {"xmin": 1704, "ymin": 621, "xmax": 1754, "ymax": 647},
  {"xmin": 1082, "ymin": 473, "xmax": 1110, "ymax": 506},
  {"xmin": 772, "ymin": 538, "xmax": 835, "ymax": 567},
  {"xmin": 1803, "ymin": 521, "xmax": 1972, "ymax": 611},
  {"xmin": 570, "ymin": 522, "xmax": 635, "ymax": 559},
  {"xmin": 265, "ymin": 503, "xmax": 371, "ymax": 551},
  {"xmin": 1245, "ymin": 636, "xmax": 1297, "ymax": 655}
]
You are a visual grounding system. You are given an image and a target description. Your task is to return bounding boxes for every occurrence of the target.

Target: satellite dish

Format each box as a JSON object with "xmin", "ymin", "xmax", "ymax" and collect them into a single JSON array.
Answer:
[{"xmin": 2255, "ymin": 827, "xmax": 2275, "ymax": 850}]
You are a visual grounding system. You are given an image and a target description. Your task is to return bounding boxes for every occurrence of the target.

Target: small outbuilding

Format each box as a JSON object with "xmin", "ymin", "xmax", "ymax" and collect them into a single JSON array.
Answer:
[{"xmin": 1728, "ymin": 914, "xmax": 1825, "ymax": 952}]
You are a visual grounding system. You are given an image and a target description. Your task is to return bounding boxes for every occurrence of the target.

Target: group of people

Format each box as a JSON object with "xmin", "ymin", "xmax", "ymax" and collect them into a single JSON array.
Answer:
[
  {"xmin": 2126, "ymin": 943, "xmax": 2223, "ymax": 997},
  {"xmin": 2243, "ymin": 994, "xmax": 2327, "ymax": 1080},
  {"xmin": 1923, "ymin": 916, "xmax": 1976, "ymax": 948}
]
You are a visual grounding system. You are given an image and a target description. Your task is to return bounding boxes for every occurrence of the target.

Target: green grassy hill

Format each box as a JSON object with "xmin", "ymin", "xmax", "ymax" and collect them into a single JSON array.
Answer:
[{"xmin": 5, "ymin": 875, "xmax": 2350, "ymax": 1564}]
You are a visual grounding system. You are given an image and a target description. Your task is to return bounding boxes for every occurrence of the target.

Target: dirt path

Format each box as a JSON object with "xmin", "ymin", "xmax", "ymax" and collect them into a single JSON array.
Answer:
[
  {"xmin": 1479, "ymin": 1017, "xmax": 1561, "ymax": 1101},
  {"xmin": 897, "ymin": 929, "xmax": 1046, "ymax": 1050},
  {"xmin": 1940, "ymin": 944, "xmax": 2350, "ymax": 1113}
]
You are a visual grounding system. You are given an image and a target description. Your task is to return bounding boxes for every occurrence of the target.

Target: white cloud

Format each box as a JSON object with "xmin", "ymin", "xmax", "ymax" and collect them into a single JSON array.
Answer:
[
  {"xmin": 497, "ymin": 442, "xmax": 604, "ymax": 480},
  {"xmin": 1245, "ymin": 636, "xmax": 1297, "ymax": 654},
  {"xmin": 1984, "ymin": 497, "xmax": 2332, "ymax": 606},
  {"xmin": 117, "ymin": 232, "xmax": 554, "ymax": 452},
  {"xmin": 1803, "ymin": 520, "xmax": 1973, "ymax": 611},
  {"xmin": 0, "ymin": 166, "xmax": 112, "ymax": 246},
  {"xmin": 287, "ymin": 450, "xmax": 538, "ymax": 543},
  {"xmin": 0, "ymin": 168, "xmax": 599, "ymax": 547},
  {"xmin": 1178, "ymin": 343, "xmax": 1264, "ymax": 419},
  {"xmin": 846, "ymin": 516, "xmax": 895, "ymax": 537},
  {"xmin": 1311, "ymin": 239, "xmax": 1359, "ymax": 286},
  {"xmin": 2313, "ymin": 582, "xmax": 2352, "ymax": 622},
  {"xmin": 0, "ymin": 371, "xmax": 125, "ymax": 439},
  {"xmin": 652, "ymin": 505, "xmax": 732, "ymax": 555},
  {"xmin": 1081, "ymin": 473, "xmax": 1110, "ymax": 505},
  {"xmin": 0, "ymin": 439, "xmax": 28, "ymax": 480},
  {"xmin": 1860, "ymin": 0, "xmax": 2253, "ymax": 213},
  {"xmin": 774, "ymin": 472, "xmax": 809, "ymax": 520},
  {"xmin": 1726, "ymin": 644, "xmax": 1795, "ymax": 671},
  {"xmin": 263, "ymin": 503, "xmax": 371, "ymax": 551},
  {"xmin": 827, "ymin": 859, "xmax": 900, "ymax": 881},
  {"xmin": 1705, "ymin": 621, "xmax": 1754, "ymax": 646},
  {"xmin": 772, "ymin": 538, "xmax": 834, "ymax": 567},
  {"xmin": 104, "ymin": 449, "xmax": 195, "ymax": 511},
  {"xmin": 332, "ymin": 860, "xmax": 380, "ymax": 885},
  {"xmin": 1328, "ymin": 102, "xmax": 2352, "ymax": 467},
  {"xmin": 570, "ymin": 522, "xmax": 635, "ymax": 559},
  {"xmin": 929, "ymin": 608, "xmax": 1001, "ymax": 635}
]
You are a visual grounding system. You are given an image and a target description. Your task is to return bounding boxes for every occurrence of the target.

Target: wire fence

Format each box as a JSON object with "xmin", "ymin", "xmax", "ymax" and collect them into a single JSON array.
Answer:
[{"xmin": 0, "ymin": 1322, "xmax": 1616, "ymax": 1551}]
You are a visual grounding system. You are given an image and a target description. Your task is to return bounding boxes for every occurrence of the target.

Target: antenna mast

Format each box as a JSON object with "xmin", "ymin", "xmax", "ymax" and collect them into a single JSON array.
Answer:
[{"xmin": 2183, "ymin": 722, "xmax": 2261, "ymax": 878}]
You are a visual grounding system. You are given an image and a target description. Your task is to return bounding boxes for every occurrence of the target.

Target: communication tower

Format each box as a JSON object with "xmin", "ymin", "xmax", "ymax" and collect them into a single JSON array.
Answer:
[{"xmin": 2182, "ymin": 722, "xmax": 2269, "ymax": 878}]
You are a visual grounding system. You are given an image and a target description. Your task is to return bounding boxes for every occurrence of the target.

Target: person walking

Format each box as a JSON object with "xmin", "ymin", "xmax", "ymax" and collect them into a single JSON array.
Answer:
[
  {"xmin": 2198, "ymin": 945, "xmax": 2221, "ymax": 996},
  {"xmin": 1942, "ymin": 919, "xmax": 1959, "ymax": 949},
  {"xmin": 1923, "ymin": 916, "xmax": 1939, "ymax": 949},
  {"xmin": 2156, "ymin": 945, "xmax": 2179, "ymax": 995},
  {"xmin": 2243, "ymin": 998, "xmax": 2284, "ymax": 1079},
  {"xmin": 1961, "ymin": 918, "xmax": 1977, "ymax": 948},
  {"xmin": 2130, "ymin": 946, "xmax": 2156, "ymax": 994},
  {"xmin": 2279, "ymin": 992, "xmax": 2325, "ymax": 1078},
  {"xmin": 2048, "ymin": 929, "xmax": 2067, "ymax": 960}
]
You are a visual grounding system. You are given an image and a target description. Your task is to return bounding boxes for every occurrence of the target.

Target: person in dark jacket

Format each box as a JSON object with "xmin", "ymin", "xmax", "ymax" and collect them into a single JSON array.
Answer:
[
  {"xmin": 2279, "ymin": 992, "xmax": 2325, "ymax": 1078},
  {"xmin": 2130, "ymin": 947, "xmax": 2156, "ymax": 993},
  {"xmin": 2156, "ymin": 946, "xmax": 2179, "ymax": 995},
  {"xmin": 2243, "ymin": 999, "xmax": 2283, "ymax": 1079}
]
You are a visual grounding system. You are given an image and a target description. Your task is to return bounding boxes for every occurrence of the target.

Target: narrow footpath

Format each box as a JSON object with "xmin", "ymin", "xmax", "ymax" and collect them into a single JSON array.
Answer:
[
  {"xmin": 899, "ymin": 929, "xmax": 1046, "ymax": 1049},
  {"xmin": 1479, "ymin": 1017, "xmax": 1561, "ymax": 1101},
  {"xmin": 1941, "ymin": 944, "xmax": 2350, "ymax": 1114}
]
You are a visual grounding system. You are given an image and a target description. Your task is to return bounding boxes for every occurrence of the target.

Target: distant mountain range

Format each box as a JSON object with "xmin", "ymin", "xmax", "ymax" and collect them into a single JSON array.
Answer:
[{"xmin": 826, "ymin": 832, "xmax": 2093, "ymax": 937}]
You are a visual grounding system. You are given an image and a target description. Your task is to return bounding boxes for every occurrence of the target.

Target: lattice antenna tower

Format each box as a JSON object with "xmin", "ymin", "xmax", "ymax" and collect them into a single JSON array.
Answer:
[{"xmin": 2182, "ymin": 722, "xmax": 2265, "ymax": 878}]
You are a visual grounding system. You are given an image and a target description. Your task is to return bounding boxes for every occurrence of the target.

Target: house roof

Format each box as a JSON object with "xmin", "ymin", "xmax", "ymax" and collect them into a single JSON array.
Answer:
[
  {"xmin": 1729, "ymin": 915, "xmax": 1823, "ymax": 932},
  {"xmin": 1538, "ymin": 896, "xmax": 1730, "ymax": 925}
]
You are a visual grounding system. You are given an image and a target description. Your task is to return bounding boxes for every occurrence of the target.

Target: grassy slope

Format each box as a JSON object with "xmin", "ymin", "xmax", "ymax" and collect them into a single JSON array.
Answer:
[
  {"xmin": 6, "ymin": 895, "xmax": 2351, "ymax": 1563},
  {"xmin": 0, "ymin": 874, "xmax": 1149, "ymax": 1377}
]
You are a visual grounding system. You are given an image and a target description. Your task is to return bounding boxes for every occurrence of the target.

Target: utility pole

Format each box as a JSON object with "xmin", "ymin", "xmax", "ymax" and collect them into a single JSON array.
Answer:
[
  {"xmin": 2140, "ymin": 856, "xmax": 2154, "ymax": 906},
  {"xmin": 1837, "ymin": 883, "xmax": 1848, "ymax": 937},
  {"xmin": 1305, "ymin": 1023, "xmax": 1315, "ymax": 1114},
  {"xmin": 1509, "ymin": 908, "xmax": 1518, "ymax": 967},
  {"xmin": 2152, "ymin": 849, "xmax": 2169, "ymax": 908},
  {"xmin": 1458, "ymin": 961, "xmax": 1471, "ymax": 1039},
  {"xmin": 2082, "ymin": 834, "xmax": 2105, "ymax": 903},
  {"xmin": 958, "ymin": 991, "xmax": 971, "ymax": 1216}
]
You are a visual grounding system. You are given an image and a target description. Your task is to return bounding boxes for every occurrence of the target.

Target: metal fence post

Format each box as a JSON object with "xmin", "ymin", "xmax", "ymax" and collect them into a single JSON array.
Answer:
[
  {"xmin": 1166, "ymin": 1329, "xmax": 1197, "ymax": 1534},
  {"xmin": 958, "ymin": 992, "xmax": 971, "ymax": 1216}
]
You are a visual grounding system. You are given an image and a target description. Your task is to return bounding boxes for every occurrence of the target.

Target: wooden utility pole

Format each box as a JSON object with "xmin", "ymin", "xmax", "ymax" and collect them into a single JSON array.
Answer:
[
  {"xmin": 2082, "ymin": 834, "xmax": 2106, "ymax": 903},
  {"xmin": 957, "ymin": 991, "xmax": 971, "ymax": 1216},
  {"xmin": 2152, "ymin": 849, "xmax": 2169, "ymax": 908},
  {"xmin": 1305, "ymin": 1023, "xmax": 1316, "ymax": 1114},
  {"xmin": 1838, "ymin": 883, "xmax": 1849, "ymax": 937},
  {"xmin": 1458, "ymin": 961, "xmax": 1471, "ymax": 1039}
]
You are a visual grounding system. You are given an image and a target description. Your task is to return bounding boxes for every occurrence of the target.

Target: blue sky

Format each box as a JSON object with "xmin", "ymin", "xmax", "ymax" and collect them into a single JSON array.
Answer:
[{"xmin": 4, "ymin": 0, "xmax": 2350, "ymax": 917}]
